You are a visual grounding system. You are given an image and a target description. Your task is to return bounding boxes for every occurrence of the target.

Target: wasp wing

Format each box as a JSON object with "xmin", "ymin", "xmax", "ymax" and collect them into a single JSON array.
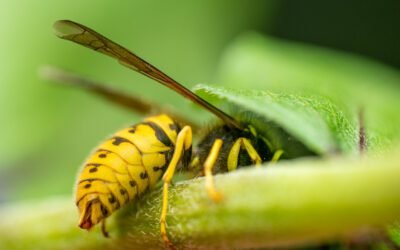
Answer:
[
  {"xmin": 41, "ymin": 65, "xmax": 199, "ymax": 129},
  {"xmin": 54, "ymin": 20, "xmax": 171, "ymax": 85},
  {"xmin": 53, "ymin": 20, "xmax": 242, "ymax": 129}
]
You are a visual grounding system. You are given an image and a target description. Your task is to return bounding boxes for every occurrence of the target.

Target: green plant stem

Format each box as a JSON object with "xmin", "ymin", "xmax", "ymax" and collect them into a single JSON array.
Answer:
[{"xmin": 1, "ymin": 153, "xmax": 400, "ymax": 250}]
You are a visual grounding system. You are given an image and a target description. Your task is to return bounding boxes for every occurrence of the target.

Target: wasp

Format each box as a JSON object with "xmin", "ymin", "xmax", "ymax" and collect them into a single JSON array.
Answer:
[{"xmin": 52, "ymin": 20, "xmax": 283, "ymax": 247}]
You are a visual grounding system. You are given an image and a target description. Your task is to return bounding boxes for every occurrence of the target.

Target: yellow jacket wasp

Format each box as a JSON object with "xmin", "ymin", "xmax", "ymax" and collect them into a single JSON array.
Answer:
[{"xmin": 52, "ymin": 20, "xmax": 283, "ymax": 248}]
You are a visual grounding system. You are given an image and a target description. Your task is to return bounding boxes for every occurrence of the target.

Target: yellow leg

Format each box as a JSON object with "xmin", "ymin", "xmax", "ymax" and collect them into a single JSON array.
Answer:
[
  {"xmin": 271, "ymin": 149, "xmax": 284, "ymax": 163},
  {"xmin": 204, "ymin": 139, "xmax": 224, "ymax": 202},
  {"xmin": 227, "ymin": 137, "xmax": 262, "ymax": 172},
  {"xmin": 189, "ymin": 156, "xmax": 200, "ymax": 170},
  {"xmin": 160, "ymin": 126, "xmax": 192, "ymax": 249}
]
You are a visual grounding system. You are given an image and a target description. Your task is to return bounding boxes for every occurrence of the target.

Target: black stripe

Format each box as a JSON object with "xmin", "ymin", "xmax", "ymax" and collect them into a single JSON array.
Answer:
[
  {"xmin": 169, "ymin": 122, "xmax": 180, "ymax": 134},
  {"xmin": 142, "ymin": 122, "xmax": 173, "ymax": 147},
  {"xmin": 140, "ymin": 171, "xmax": 148, "ymax": 179},
  {"xmin": 111, "ymin": 136, "xmax": 133, "ymax": 146},
  {"xmin": 85, "ymin": 163, "xmax": 101, "ymax": 167},
  {"xmin": 101, "ymin": 182, "xmax": 122, "ymax": 210},
  {"xmin": 101, "ymin": 204, "xmax": 109, "ymax": 217},
  {"xmin": 78, "ymin": 178, "xmax": 118, "ymax": 184},
  {"xmin": 76, "ymin": 194, "xmax": 101, "ymax": 206},
  {"xmin": 153, "ymin": 149, "xmax": 174, "ymax": 172},
  {"xmin": 108, "ymin": 136, "xmax": 145, "ymax": 155},
  {"xmin": 97, "ymin": 149, "xmax": 135, "ymax": 165},
  {"xmin": 84, "ymin": 163, "xmax": 126, "ymax": 175}
]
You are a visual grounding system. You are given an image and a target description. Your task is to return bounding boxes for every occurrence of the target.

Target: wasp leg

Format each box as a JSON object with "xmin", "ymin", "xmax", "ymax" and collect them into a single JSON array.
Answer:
[
  {"xmin": 227, "ymin": 137, "xmax": 262, "ymax": 172},
  {"xmin": 271, "ymin": 149, "xmax": 284, "ymax": 163},
  {"xmin": 160, "ymin": 126, "xmax": 192, "ymax": 249},
  {"xmin": 101, "ymin": 219, "xmax": 109, "ymax": 238},
  {"xmin": 204, "ymin": 139, "xmax": 224, "ymax": 202}
]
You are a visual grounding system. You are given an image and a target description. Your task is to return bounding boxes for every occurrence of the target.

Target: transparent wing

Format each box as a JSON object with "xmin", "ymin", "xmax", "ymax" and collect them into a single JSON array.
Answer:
[
  {"xmin": 40, "ymin": 65, "xmax": 199, "ymax": 130},
  {"xmin": 53, "ymin": 20, "xmax": 242, "ymax": 129}
]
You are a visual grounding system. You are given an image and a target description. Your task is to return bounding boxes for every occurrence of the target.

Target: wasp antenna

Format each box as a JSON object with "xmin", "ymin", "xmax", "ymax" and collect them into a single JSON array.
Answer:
[{"xmin": 53, "ymin": 20, "xmax": 242, "ymax": 129}]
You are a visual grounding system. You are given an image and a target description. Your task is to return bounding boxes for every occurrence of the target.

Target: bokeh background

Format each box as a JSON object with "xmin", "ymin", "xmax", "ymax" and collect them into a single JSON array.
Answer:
[{"xmin": 1, "ymin": 0, "xmax": 399, "ymax": 203}]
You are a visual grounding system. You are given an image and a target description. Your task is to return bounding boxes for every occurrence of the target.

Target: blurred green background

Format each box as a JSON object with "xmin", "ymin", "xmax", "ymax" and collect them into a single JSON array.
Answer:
[{"xmin": 1, "ymin": 0, "xmax": 399, "ymax": 203}]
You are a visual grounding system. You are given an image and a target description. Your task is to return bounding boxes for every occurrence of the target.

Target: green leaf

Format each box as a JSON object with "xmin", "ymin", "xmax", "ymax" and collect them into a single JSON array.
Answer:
[
  {"xmin": 388, "ymin": 223, "xmax": 400, "ymax": 247},
  {"xmin": 215, "ymin": 33, "xmax": 400, "ymax": 147},
  {"xmin": 194, "ymin": 84, "xmax": 357, "ymax": 156}
]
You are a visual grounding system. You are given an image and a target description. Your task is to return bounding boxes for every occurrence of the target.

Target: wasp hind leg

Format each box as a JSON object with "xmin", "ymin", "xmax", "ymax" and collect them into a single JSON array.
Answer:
[{"xmin": 160, "ymin": 126, "xmax": 192, "ymax": 249}]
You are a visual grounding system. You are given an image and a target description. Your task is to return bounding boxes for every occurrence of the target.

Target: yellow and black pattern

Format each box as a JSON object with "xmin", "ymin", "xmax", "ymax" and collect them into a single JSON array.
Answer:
[
  {"xmin": 53, "ymin": 20, "xmax": 284, "ymax": 248},
  {"xmin": 76, "ymin": 114, "xmax": 180, "ymax": 231},
  {"xmin": 193, "ymin": 124, "xmax": 273, "ymax": 174}
]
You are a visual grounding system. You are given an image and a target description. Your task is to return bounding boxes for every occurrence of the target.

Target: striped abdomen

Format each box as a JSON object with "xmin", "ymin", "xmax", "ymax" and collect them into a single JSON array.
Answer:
[{"xmin": 76, "ymin": 114, "xmax": 180, "ymax": 230}]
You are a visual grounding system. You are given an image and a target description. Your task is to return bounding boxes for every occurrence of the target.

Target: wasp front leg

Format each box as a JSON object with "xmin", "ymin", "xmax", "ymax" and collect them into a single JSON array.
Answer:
[
  {"xmin": 227, "ymin": 137, "xmax": 262, "ymax": 172},
  {"xmin": 160, "ymin": 126, "xmax": 192, "ymax": 249},
  {"xmin": 204, "ymin": 137, "xmax": 264, "ymax": 203},
  {"xmin": 203, "ymin": 139, "xmax": 224, "ymax": 202},
  {"xmin": 271, "ymin": 149, "xmax": 284, "ymax": 163}
]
